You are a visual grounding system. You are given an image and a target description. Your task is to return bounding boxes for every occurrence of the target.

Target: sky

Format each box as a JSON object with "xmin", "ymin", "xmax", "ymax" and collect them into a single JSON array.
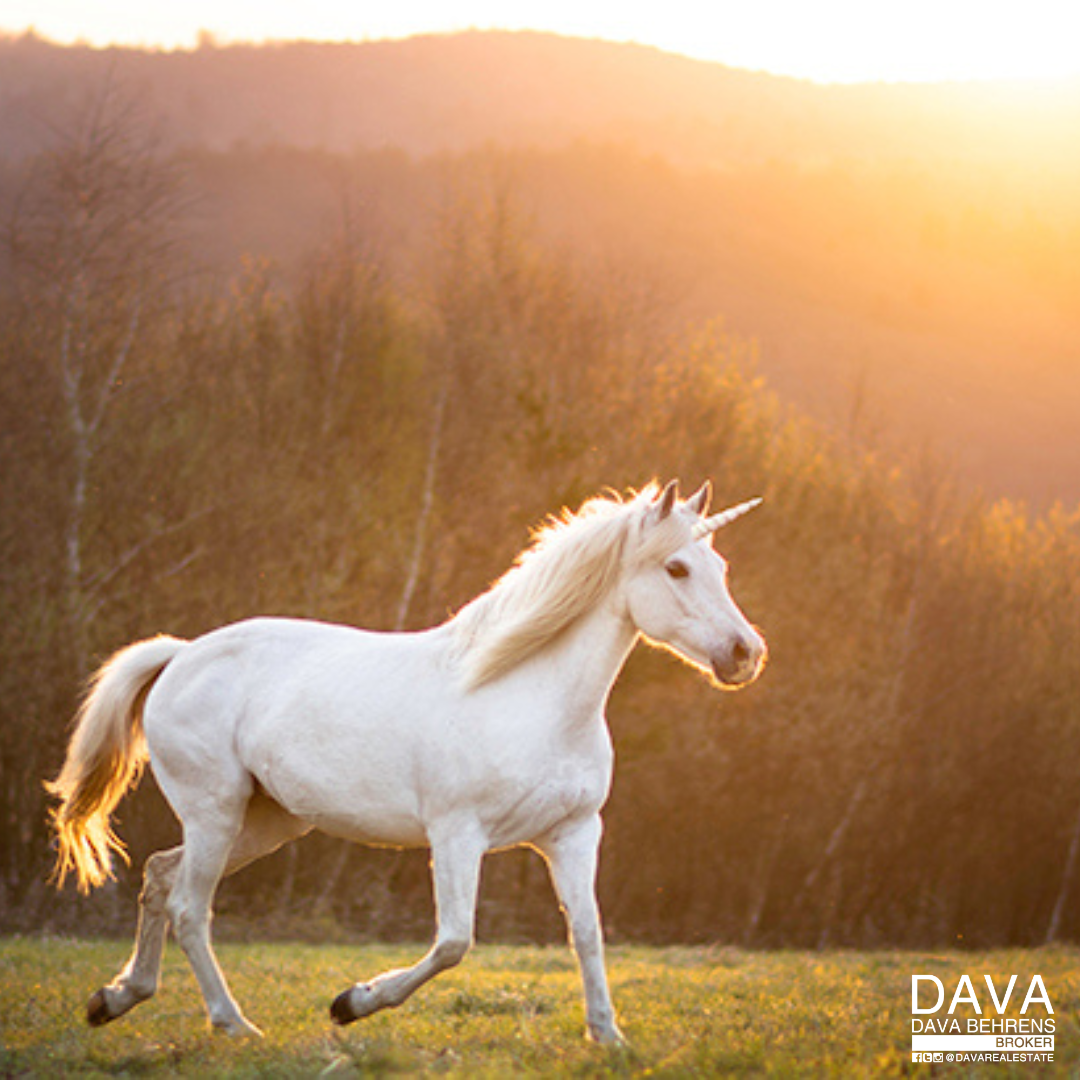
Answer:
[{"xmin": 3, "ymin": 0, "xmax": 1080, "ymax": 84}]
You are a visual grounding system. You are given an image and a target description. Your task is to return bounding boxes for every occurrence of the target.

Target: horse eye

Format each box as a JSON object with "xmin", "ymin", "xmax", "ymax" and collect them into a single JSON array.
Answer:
[{"xmin": 665, "ymin": 561, "xmax": 690, "ymax": 580}]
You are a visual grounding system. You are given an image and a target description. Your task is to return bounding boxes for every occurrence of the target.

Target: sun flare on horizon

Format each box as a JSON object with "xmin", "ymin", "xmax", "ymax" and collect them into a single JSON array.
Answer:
[{"xmin": 4, "ymin": 0, "xmax": 1080, "ymax": 84}]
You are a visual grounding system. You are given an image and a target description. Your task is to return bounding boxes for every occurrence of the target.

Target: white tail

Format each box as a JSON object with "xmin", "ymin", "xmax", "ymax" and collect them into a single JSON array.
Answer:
[{"xmin": 47, "ymin": 636, "xmax": 186, "ymax": 893}]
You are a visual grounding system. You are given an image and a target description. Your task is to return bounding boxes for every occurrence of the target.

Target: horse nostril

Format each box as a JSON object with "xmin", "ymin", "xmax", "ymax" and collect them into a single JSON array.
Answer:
[{"xmin": 714, "ymin": 637, "xmax": 763, "ymax": 687}]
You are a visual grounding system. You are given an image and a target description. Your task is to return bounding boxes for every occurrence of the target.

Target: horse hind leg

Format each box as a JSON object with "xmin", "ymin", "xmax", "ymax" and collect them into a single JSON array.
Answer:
[
  {"xmin": 87, "ymin": 790, "xmax": 308, "ymax": 1034},
  {"xmin": 87, "ymin": 846, "xmax": 182, "ymax": 1027},
  {"xmin": 162, "ymin": 798, "xmax": 260, "ymax": 1037},
  {"xmin": 165, "ymin": 790, "xmax": 309, "ymax": 1037}
]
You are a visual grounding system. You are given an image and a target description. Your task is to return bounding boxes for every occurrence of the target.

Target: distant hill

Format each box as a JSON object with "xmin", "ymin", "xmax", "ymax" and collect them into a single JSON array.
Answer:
[
  {"xmin": 2, "ymin": 30, "xmax": 1078, "ymax": 506},
  {"xmin": 4, "ymin": 30, "xmax": 1078, "ymax": 169}
]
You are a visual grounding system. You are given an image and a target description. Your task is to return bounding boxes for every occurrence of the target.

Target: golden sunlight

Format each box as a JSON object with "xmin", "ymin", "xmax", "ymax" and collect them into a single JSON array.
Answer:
[{"xmin": 642, "ymin": 0, "xmax": 1080, "ymax": 82}]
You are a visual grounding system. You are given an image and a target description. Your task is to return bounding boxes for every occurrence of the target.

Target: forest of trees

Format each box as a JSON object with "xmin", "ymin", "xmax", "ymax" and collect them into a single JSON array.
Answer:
[
  {"xmin": 4, "ymin": 32, "xmax": 1080, "ymax": 506},
  {"xmin": 2, "ymin": 70, "xmax": 1080, "ymax": 953}
]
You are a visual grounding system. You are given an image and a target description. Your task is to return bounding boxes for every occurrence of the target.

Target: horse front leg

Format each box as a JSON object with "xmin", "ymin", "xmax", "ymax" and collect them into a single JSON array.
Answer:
[
  {"xmin": 539, "ymin": 814, "xmax": 625, "ymax": 1045},
  {"xmin": 330, "ymin": 825, "xmax": 486, "ymax": 1024}
]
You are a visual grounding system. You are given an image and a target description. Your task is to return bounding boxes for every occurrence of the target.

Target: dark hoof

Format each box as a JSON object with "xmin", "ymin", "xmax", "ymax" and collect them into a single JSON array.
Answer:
[
  {"xmin": 87, "ymin": 988, "xmax": 114, "ymax": 1027},
  {"xmin": 330, "ymin": 987, "xmax": 357, "ymax": 1026}
]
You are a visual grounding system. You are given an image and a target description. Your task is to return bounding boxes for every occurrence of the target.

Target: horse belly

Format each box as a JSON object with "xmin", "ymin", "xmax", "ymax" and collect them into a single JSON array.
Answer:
[{"xmin": 245, "ymin": 725, "xmax": 429, "ymax": 848}]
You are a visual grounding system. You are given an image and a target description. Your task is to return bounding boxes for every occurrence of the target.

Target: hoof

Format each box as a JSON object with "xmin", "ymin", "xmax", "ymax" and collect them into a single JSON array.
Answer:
[
  {"xmin": 217, "ymin": 1019, "xmax": 263, "ymax": 1036},
  {"xmin": 589, "ymin": 1023, "xmax": 628, "ymax": 1047},
  {"xmin": 331, "ymin": 983, "xmax": 385, "ymax": 1025},
  {"xmin": 330, "ymin": 987, "xmax": 357, "ymax": 1026},
  {"xmin": 212, "ymin": 1015, "xmax": 264, "ymax": 1038},
  {"xmin": 87, "ymin": 988, "xmax": 114, "ymax": 1028}
]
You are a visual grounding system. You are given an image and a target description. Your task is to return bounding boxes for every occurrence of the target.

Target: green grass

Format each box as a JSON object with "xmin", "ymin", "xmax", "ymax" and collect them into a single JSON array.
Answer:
[{"xmin": 2, "ymin": 938, "xmax": 1078, "ymax": 1076}]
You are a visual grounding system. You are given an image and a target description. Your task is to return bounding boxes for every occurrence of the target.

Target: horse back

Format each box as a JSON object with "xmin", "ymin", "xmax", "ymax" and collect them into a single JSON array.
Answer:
[{"xmin": 142, "ymin": 617, "xmax": 448, "ymax": 846}]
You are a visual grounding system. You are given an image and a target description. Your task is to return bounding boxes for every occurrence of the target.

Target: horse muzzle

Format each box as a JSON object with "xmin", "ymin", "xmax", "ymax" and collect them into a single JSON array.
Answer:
[{"xmin": 711, "ymin": 634, "xmax": 766, "ymax": 688}]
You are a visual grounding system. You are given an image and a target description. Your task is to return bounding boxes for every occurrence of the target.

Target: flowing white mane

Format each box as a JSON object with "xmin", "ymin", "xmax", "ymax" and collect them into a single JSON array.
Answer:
[{"xmin": 451, "ymin": 486, "xmax": 691, "ymax": 689}]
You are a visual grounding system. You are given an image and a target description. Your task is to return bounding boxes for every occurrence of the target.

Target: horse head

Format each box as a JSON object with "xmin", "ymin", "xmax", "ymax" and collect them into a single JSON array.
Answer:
[{"xmin": 623, "ymin": 480, "xmax": 767, "ymax": 688}]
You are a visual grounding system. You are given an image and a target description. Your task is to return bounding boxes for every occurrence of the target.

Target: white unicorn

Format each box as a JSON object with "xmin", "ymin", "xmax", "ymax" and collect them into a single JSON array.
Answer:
[{"xmin": 48, "ymin": 480, "xmax": 766, "ymax": 1043}]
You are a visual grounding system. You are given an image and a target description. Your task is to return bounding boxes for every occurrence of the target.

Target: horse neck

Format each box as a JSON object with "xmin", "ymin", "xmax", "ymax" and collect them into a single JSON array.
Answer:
[{"xmin": 539, "ymin": 588, "xmax": 639, "ymax": 726}]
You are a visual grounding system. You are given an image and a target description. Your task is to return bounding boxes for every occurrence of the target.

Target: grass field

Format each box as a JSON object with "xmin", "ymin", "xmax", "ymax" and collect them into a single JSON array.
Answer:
[{"xmin": 2, "ymin": 938, "xmax": 1078, "ymax": 1076}]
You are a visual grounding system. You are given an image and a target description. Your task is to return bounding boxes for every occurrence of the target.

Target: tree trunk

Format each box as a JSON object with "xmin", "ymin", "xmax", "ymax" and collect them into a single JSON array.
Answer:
[{"xmin": 1046, "ymin": 800, "xmax": 1080, "ymax": 943}]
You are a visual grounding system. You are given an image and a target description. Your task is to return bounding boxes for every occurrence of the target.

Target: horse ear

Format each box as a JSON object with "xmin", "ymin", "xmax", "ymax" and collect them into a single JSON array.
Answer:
[
  {"xmin": 686, "ymin": 481, "xmax": 712, "ymax": 517},
  {"xmin": 656, "ymin": 479, "xmax": 679, "ymax": 520}
]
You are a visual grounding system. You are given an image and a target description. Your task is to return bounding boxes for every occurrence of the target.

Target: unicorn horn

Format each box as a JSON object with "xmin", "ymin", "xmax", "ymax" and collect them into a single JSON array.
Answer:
[{"xmin": 691, "ymin": 497, "xmax": 763, "ymax": 540}]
